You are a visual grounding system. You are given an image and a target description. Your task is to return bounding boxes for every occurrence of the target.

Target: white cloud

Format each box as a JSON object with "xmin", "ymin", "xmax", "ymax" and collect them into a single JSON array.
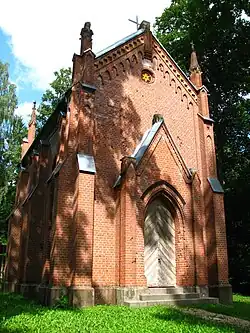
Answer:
[
  {"xmin": 0, "ymin": 0, "xmax": 170, "ymax": 91},
  {"xmin": 15, "ymin": 102, "xmax": 34, "ymax": 124}
]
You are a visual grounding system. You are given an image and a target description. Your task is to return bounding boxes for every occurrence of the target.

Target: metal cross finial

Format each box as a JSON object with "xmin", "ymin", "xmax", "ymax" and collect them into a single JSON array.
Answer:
[{"xmin": 128, "ymin": 15, "xmax": 139, "ymax": 30}]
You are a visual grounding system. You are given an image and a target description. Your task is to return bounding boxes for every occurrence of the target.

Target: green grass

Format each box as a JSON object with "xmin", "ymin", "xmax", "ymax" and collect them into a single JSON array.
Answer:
[
  {"xmin": 0, "ymin": 293, "xmax": 248, "ymax": 333},
  {"xmin": 189, "ymin": 294, "xmax": 250, "ymax": 322}
]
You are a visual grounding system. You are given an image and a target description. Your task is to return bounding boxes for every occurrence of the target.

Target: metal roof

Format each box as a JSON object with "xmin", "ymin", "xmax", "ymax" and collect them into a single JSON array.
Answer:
[
  {"xmin": 132, "ymin": 120, "xmax": 163, "ymax": 163},
  {"xmin": 198, "ymin": 113, "xmax": 214, "ymax": 123},
  {"xmin": 207, "ymin": 177, "xmax": 224, "ymax": 193},
  {"xmin": 77, "ymin": 153, "xmax": 96, "ymax": 174},
  {"xmin": 113, "ymin": 120, "xmax": 163, "ymax": 187},
  {"xmin": 96, "ymin": 29, "xmax": 144, "ymax": 59}
]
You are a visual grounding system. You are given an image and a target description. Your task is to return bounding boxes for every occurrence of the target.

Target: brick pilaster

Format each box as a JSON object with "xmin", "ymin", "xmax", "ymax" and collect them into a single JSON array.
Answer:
[
  {"xmin": 5, "ymin": 170, "xmax": 29, "ymax": 283},
  {"xmin": 191, "ymin": 173, "xmax": 208, "ymax": 286},
  {"xmin": 120, "ymin": 159, "xmax": 137, "ymax": 286},
  {"xmin": 213, "ymin": 194, "xmax": 229, "ymax": 284},
  {"xmin": 72, "ymin": 172, "xmax": 94, "ymax": 286}
]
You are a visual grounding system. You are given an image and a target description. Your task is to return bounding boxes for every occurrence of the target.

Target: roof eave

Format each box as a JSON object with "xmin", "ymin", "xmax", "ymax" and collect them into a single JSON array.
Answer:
[
  {"xmin": 152, "ymin": 33, "xmax": 198, "ymax": 93},
  {"xmin": 21, "ymin": 87, "xmax": 72, "ymax": 167}
]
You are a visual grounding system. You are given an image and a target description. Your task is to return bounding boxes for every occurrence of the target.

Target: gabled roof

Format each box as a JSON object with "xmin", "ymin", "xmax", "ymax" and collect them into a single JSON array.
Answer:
[
  {"xmin": 131, "ymin": 120, "xmax": 163, "ymax": 164},
  {"xmin": 23, "ymin": 27, "xmax": 197, "ymax": 169},
  {"xmin": 113, "ymin": 120, "xmax": 162, "ymax": 187},
  {"xmin": 95, "ymin": 28, "xmax": 197, "ymax": 92},
  {"xmin": 96, "ymin": 29, "xmax": 144, "ymax": 58},
  {"xmin": 114, "ymin": 119, "xmax": 193, "ymax": 187}
]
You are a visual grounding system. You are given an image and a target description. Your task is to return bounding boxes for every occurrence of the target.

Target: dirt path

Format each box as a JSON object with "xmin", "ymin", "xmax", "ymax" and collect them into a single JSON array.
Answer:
[{"xmin": 182, "ymin": 308, "xmax": 250, "ymax": 331}]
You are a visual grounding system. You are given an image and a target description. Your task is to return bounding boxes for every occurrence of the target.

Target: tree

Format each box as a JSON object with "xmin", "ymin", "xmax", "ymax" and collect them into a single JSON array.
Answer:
[
  {"xmin": 0, "ymin": 61, "xmax": 26, "ymax": 243},
  {"xmin": 37, "ymin": 67, "xmax": 72, "ymax": 130},
  {"xmin": 155, "ymin": 0, "xmax": 250, "ymax": 293},
  {"xmin": 0, "ymin": 62, "xmax": 17, "ymax": 152}
]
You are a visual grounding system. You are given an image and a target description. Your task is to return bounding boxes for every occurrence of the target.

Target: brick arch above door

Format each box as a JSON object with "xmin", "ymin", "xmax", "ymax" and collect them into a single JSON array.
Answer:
[{"xmin": 141, "ymin": 180, "xmax": 186, "ymax": 221}]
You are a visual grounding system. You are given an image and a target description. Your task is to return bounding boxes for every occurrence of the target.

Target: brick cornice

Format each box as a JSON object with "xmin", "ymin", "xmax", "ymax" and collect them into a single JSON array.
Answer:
[
  {"xmin": 94, "ymin": 36, "xmax": 144, "ymax": 71},
  {"xmin": 153, "ymin": 41, "xmax": 198, "ymax": 104}
]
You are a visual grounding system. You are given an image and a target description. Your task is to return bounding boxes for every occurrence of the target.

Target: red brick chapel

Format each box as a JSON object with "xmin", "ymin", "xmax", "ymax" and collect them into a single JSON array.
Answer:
[{"xmin": 4, "ymin": 21, "xmax": 232, "ymax": 306}]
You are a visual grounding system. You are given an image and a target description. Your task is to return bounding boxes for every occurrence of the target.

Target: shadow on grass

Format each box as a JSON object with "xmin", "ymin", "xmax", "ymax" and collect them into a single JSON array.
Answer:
[
  {"xmin": 152, "ymin": 306, "xmax": 248, "ymax": 333},
  {"xmin": 1, "ymin": 293, "xmax": 249, "ymax": 333},
  {"xmin": 187, "ymin": 295, "xmax": 250, "ymax": 322},
  {"xmin": 0, "ymin": 293, "xmax": 40, "ymax": 315},
  {"xmin": 0, "ymin": 293, "xmax": 43, "ymax": 332},
  {"xmin": 0, "ymin": 327, "xmax": 32, "ymax": 333}
]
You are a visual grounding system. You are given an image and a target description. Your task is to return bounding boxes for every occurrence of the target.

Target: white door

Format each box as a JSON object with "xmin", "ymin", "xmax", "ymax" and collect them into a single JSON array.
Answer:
[{"xmin": 144, "ymin": 196, "xmax": 176, "ymax": 286}]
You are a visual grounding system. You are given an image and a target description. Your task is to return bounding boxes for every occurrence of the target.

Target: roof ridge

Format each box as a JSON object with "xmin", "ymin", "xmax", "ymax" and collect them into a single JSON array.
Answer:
[{"xmin": 95, "ymin": 29, "xmax": 144, "ymax": 58}]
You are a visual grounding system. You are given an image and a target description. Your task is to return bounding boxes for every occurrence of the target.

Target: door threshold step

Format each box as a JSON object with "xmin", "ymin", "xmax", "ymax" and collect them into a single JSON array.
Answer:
[{"xmin": 124, "ymin": 297, "xmax": 218, "ymax": 308}]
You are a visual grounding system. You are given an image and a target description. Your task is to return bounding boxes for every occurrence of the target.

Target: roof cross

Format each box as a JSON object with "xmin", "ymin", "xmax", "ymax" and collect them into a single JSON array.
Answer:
[{"xmin": 128, "ymin": 16, "xmax": 140, "ymax": 30}]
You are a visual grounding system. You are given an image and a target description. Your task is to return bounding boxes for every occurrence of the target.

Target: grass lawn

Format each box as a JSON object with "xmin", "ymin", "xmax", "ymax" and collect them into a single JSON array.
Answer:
[
  {"xmin": 0, "ymin": 293, "xmax": 249, "ymax": 333},
  {"xmin": 190, "ymin": 294, "xmax": 250, "ymax": 322}
]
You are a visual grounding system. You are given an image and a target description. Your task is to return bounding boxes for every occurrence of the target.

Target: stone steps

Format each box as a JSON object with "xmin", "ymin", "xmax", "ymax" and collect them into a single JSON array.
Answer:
[
  {"xmin": 148, "ymin": 287, "xmax": 197, "ymax": 294},
  {"xmin": 140, "ymin": 292, "xmax": 199, "ymax": 301},
  {"xmin": 123, "ymin": 286, "xmax": 219, "ymax": 308},
  {"xmin": 124, "ymin": 297, "xmax": 218, "ymax": 308}
]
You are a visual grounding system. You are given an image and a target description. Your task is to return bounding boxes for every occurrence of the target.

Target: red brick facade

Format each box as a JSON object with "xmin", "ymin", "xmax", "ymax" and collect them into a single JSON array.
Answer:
[{"xmin": 4, "ymin": 21, "xmax": 232, "ymax": 305}]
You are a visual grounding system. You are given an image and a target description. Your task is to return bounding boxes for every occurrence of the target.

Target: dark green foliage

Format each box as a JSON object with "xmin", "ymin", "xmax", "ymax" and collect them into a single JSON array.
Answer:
[
  {"xmin": 0, "ymin": 293, "xmax": 248, "ymax": 332},
  {"xmin": 37, "ymin": 67, "xmax": 72, "ymax": 131},
  {"xmin": 53, "ymin": 294, "xmax": 70, "ymax": 309},
  {"xmin": 155, "ymin": 0, "xmax": 250, "ymax": 294},
  {"xmin": 0, "ymin": 61, "xmax": 26, "ymax": 243}
]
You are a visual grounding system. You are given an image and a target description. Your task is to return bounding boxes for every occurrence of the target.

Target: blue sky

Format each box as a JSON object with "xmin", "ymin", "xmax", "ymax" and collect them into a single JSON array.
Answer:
[
  {"xmin": 0, "ymin": 29, "xmax": 43, "ymax": 105},
  {"xmin": 1, "ymin": 34, "xmax": 43, "ymax": 104},
  {"xmin": 0, "ymin": 28, "xmax": 44, "ymax": 121},
  {"xmin": 0, "ymin": 0, "xmax": 169, "ymax": 123}
]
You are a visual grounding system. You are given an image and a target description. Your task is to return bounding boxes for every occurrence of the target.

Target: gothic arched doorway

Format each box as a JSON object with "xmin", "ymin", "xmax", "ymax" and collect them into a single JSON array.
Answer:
[{"xmin": 144, "ymin": 195, "xmax": 176, "ymax": 286}]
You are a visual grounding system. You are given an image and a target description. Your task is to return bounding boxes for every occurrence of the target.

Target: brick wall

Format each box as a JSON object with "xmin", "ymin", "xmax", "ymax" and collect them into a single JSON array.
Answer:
[
  {"xmin": 5, "ymin": 29, "xmax": 229, "ymax": 295},
  {"xmin": 92, "ymin": 40, "xmax": 200, "ymax": 287}
]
